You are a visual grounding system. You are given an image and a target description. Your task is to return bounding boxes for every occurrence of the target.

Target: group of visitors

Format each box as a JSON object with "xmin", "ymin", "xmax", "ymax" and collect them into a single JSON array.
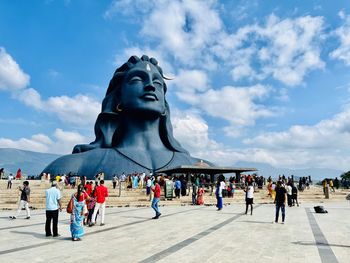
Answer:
[
  {"xmin": 6, "ymin": 172, "xmax": 309, "ymax": 242},
  {"xmin": 5, "ymin": 168, "xmax": 23, "ymax": 189},
  {"xmin": 240, "ymin": 174, "xmax": 264, "ymax": 189},
  {"xmin": 173, "ymin": 176, "xmax": 188, "ymax": 198},
  {"xmin": 267, "ymin": 177, "xmax": 299, "ymax": 207},
  {"xmin": 191, "ymin": 182, "xmax": 204, "ymax": 205},
  {"xmin": 41, "ymin": 178, "xmax": 109, "ymax": 241}
]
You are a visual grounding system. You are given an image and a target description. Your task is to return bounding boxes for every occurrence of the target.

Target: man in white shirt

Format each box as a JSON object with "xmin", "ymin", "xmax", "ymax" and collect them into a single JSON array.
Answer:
[
  {"xmin": 286, "ymin": 183, "xmax": 292, "ymax": 207},
  {"xmin": 7, "ymin": 174, "xmax": 13, "ymax": 189},
  {"xmin": 45, "ymin": 181, "xmax": 62, "ymax": 237}
]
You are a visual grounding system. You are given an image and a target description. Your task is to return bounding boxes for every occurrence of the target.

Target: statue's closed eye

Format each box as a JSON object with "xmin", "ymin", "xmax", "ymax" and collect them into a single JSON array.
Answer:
[
  {"xmin": 153, "ymin": 79, "xmax": 163, "ymax": 87},
  {"xmin": 129, "ymin": 76, "xmax": 143, "ymax": 82}
]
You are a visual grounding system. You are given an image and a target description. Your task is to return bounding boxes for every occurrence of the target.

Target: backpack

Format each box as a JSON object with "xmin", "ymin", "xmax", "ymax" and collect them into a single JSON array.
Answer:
[{"xmin": 314, "ymin": 206, "xmax": 328, "ymax": 213}]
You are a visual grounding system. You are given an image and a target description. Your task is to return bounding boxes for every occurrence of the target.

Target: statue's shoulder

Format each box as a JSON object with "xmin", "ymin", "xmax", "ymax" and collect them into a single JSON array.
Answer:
[{"xmin": 44, "ymin": 152, "xmax": 86, "ymax": 175}]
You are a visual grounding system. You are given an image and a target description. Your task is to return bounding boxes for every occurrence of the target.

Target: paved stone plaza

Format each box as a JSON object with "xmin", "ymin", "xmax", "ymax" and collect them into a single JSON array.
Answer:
[{"xmin": 0, "ymin": 202, "xmax": 349, "ymax": 263}]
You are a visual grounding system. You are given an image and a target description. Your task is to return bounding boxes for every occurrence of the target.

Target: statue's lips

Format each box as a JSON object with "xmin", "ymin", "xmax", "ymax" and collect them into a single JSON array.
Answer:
[{"xmin": 140, "ymin": 93, "xmax": 158, "ymax": 101}]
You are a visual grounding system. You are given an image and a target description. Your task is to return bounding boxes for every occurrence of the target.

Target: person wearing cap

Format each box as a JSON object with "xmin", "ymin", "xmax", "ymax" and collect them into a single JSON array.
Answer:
[{"xmin": 45, "ymin": 181, "xmax": 62, "ymax": 237}]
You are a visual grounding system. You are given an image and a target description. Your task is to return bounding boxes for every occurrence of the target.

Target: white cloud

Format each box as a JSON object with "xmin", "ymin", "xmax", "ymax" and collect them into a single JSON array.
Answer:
[
  {"xmin": 171, "ymin": 69, "xmax": 209, "ymax": 93},
  {"xmin": 0, "ymin": 133, "xmax": 52, "ymax": 153},
  {"xmin": 15, "ymin": 88, "xmax": 101, "ymax": 125},
  {"xmin": 239, "ymin": 107, "xmax": 350, "ymax": 170},
  {"xmin": 16, "ymin": 88, "xmax": 43, "ymax": 109},
  {"xmin": 46, "ymin": 94, "xmax": 101, "ymax": 125},
  {"xmin": 244, "ymin": 107, "xmax": 350, "ymax": 149},
  {"xmin": 330, "ymin": 11, "xmax": 350, "ymax": 65},
  {"xmin": 175, "ymin": 84, "xmax": 275, "ymax": 129},
  {"xmin": 170, "ymin": 104, "xmax": 350, "ymax": 170},
  {"xmin": 0, "ymin": 47, "xmax": 30, "ymax": 91},
  {"xmin": 172, "ymin": 110, "xmax": 219, "ymax": 151},
  {"xmin": 52, "ymin": 129, "xmax": 88, "ymax": 153},
  {"xmin": 0, "ymin": 129, "xmax": 89, "ymax": 154},
  {"xmin": 139, "ymin": 0, "xmax": 223, "ymax": 68},
  {"xmin": 112, "ymin": 2, "xmax": 325, "ymax": 85},
  {"xmin": 227, "ymin": 15, "xmax": 325, "ymax": 86},
  {"xmin": 0, "ymin": 49, "xmax": 101, "ymax": 126}
]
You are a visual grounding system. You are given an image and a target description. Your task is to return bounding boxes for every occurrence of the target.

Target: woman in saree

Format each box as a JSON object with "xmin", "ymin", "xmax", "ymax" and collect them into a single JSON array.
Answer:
[
  {"xmin": 196, "ymin": 185, "xmax": 204, "ymax": 205},
  {"xmin": 70, "ymin": 184, "xmax": 89, "ymax": 241}
]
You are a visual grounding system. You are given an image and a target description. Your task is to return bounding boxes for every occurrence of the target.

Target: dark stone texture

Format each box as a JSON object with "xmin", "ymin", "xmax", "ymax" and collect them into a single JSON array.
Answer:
[{"xmin": 43, "ymin": 55, "xmax": 206, "ymax": 179}]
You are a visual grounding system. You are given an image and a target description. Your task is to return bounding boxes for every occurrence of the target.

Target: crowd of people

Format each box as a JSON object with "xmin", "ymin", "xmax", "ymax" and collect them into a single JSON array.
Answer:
[{"xmin": 7, "ymin": 169, "xmax": 348, "ymax": 241}]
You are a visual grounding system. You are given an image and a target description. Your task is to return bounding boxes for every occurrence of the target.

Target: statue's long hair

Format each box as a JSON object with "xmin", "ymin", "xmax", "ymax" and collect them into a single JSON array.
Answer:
[{"xmin": 73, "ymin": 55, "xmax": 188, "ymax": 154}]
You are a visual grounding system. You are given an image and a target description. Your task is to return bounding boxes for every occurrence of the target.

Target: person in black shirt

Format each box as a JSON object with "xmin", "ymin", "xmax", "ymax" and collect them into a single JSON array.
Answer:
[
  {"xmin": 291, "ymin": 183, "xmax": 299, "ymax": 206},
  {"xmin": 274, "ymin": 181, "xmax": 287, "ymax": 224},
  {"xmin": 10, "ymin": 181, "xmax": 31, "ymax": 219}
]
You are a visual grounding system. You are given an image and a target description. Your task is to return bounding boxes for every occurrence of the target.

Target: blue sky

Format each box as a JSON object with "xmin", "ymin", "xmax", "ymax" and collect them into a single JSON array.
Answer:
[{"xmin": 1, "ymin": 0, "xmax": 350, "ymax": 171}]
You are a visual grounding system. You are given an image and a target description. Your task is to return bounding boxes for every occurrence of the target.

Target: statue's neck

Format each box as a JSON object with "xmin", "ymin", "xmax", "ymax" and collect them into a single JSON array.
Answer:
[{"xmin": 118, "ymin": 114, "xmax": 164, "ymax": 150}]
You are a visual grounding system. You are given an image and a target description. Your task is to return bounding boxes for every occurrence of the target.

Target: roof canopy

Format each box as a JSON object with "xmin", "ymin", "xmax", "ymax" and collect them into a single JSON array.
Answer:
[{"xmin": 156, "ymin": 165, "xmax": 257, "ymax": 175}]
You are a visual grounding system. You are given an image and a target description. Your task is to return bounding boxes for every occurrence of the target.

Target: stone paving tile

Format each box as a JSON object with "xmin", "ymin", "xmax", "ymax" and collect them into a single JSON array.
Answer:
[{"xmin": 0, "ymin": 202, "xmax": 348, "ymax": 262}]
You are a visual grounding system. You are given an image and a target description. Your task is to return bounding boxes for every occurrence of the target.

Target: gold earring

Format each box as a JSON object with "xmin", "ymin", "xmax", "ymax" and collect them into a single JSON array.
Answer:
[{"xmin": 116, "ymin": 103, "xmax": 123, "ymax": 112}]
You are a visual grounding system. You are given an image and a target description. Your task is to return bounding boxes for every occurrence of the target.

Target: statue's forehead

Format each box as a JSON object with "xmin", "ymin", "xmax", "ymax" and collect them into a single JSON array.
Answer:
[{"xmin": 128, "ymin": 61, "xmax": 160, "ymax": 75}]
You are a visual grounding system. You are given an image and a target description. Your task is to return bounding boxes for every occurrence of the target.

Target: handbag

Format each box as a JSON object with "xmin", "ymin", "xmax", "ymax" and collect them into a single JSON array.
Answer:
[{"xmin": 66, "ymin": 196, "xmax": 74, "ymax": 214}]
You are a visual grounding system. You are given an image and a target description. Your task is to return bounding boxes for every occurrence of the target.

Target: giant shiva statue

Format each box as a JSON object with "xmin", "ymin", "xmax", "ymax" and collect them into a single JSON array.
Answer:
[{"xmin": 43, "ymin": 55, "xmax": 207, "ymax": 178}]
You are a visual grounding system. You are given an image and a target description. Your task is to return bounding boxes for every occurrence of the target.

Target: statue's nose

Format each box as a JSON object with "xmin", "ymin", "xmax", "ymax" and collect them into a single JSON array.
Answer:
[{"xmin": 144, "ymin": 80, "xmax": 156, "ymax": 91}]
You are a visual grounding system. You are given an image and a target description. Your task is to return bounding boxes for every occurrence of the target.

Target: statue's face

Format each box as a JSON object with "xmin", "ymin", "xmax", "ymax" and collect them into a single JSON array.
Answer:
[{"xmin": 121, "ymin": 62, "xmax": 166, "ymax": 115}]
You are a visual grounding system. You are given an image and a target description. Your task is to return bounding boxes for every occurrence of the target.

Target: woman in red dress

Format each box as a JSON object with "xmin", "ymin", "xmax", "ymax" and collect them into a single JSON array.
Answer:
[
  {"xmin": 16, "ymin": 168, "xmax": 22, "ymax": 179},
  {"xmin": 196, "ymin": 186, "xmax": 204, "ymax": 205}
]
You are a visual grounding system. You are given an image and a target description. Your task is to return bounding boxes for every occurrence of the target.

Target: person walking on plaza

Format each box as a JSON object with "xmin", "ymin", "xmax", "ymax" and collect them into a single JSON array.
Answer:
[
  {"xmin": 112, "ymin": 175, "xmax": 118, "ymax": 189},
  {"xmin": 192, "ymin": 181, "xmax": 198, "ymax": 205},
  {"xmin": 216, "ymin": 181, "xmax": 223, "ymax": 211},
  {"xmin": 151, "ymin": 179, "xmax": 161, "ymax": 219},
  {"xmin": 70, "ymin": 184, "xmax": 89, "ymax": 241},
  {"xmin": 286, "ymin": 183, "xmax": 292, "ymax": 207},
  {"xmin": 244, "ymin": 182, "xmax": 254, "ymax": 215},
  {"xmin": 7, "ymin": 174, "xmax": 13, "ymax": 189},
  {"xmin": 291, "ymin": 183, "xmax": 299, "ymax": 206},
  {"xmin": 274, "ymin": 181, "xmax": 287, "ymax": 224},
  {"xmin": 174, "ymin": 177, "xmax": 181, "ymax": 199},
  {"xmin": 45, "ymin": 181, "xmax": 62, "ymax": 237},
  {"xmin": 329, "ymin": 179, "xmax": 335, "ymax": 192},
  {"xmin": 146, "ymin": 176, "xmax": 152, "ymax": 196},
  {"xmin": 9, "ymin": 181, "xmax": 31, "ymax": 219},
  {"xmin": 90, "ymin": 179, "xmax": 108, "ymax": 226}
]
